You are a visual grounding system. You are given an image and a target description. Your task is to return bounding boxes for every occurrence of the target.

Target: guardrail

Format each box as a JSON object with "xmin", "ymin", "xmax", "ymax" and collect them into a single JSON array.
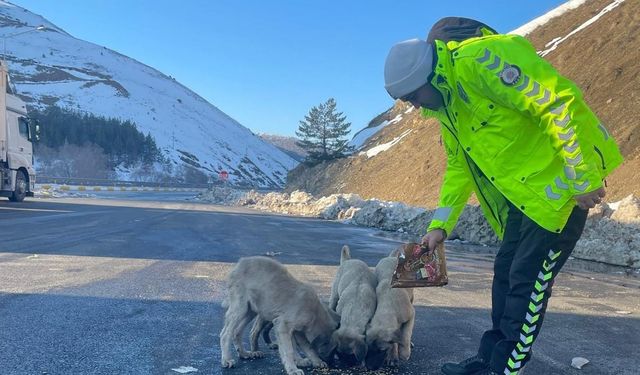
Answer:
[{"xmin": 36, "ymin": 176, "xmax": 209, "ymax": 189}]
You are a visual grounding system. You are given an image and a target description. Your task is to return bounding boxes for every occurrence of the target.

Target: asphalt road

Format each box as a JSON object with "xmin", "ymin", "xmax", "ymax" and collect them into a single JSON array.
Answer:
[{"xmin": 0, "ymin": 194, "xmax": 638, "ymax": 375}]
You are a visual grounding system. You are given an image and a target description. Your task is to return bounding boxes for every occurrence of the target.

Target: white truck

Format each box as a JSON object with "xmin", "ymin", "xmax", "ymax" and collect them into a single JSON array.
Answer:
[{"xmin": 0, "ymin": 61, "xmax": 38, "ymax": 202}]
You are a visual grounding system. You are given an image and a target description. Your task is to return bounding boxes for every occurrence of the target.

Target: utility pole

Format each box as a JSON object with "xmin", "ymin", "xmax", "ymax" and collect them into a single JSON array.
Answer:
[{"xmin": 1, "ymin": 25, "xmax": 45, "ymax": 64}]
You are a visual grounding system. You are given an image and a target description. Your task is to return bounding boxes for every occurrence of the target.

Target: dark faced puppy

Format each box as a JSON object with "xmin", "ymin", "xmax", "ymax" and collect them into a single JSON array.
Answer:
[
  {"xmin": 364, "ymin": 328, "xmax": 401, "ymax": 370},
  {"xmin": 333, "ymin": 332, "xmax": 367, "ymax": 367},
  {"xmin": 364, "ymin": 345, "xmax": 387, "ymax": 370},
  {"xmin": 337, "ymin": 352, "xmax": 360, "ymax": 367}
]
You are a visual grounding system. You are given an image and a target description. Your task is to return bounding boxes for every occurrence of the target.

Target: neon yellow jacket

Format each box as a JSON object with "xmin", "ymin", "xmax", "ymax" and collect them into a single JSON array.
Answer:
[{"xmin": 423, "ymin": 34, "xmax": 623, "ymax": 238}]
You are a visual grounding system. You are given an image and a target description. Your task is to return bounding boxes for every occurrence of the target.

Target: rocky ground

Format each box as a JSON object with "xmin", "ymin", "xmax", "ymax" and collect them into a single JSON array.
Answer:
[{"xmin": 196, "ymin": 187, "xmax": 640, "ymax": 269}]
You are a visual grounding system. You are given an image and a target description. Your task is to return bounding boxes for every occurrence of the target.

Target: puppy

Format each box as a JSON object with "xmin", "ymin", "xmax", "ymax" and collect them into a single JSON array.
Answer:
[
  {"xmin": 220, "ymin": 256, "xmax": 339, "ymax": 375},
  {"xmin": 329, "ymin": 245, "xmax": 378, "ymax": 366},
  {"xmin": 365, "ymin": 250, "xmax": 415, "ymax": 370}
]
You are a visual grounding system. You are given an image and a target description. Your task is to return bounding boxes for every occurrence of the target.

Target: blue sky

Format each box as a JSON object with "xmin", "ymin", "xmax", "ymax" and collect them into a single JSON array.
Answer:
[{"xmin": 13, "ymin": 0, "xmax": 566, "ymax": 137}]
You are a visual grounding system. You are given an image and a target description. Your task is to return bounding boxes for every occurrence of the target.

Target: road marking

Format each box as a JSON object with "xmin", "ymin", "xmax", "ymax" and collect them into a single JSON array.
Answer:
[{"xmin": 0, "ymin": 206, "xmax": 73, "ymax": 213}]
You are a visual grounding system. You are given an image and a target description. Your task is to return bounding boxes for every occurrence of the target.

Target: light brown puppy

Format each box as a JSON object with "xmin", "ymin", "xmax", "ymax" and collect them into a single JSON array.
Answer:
[
  {"xmin": 220, "ymin": 256, "xmax": 339, "ymax": 375},
  {"xmin": 329, "ymin": 245, "xmax": 378, "ymax": 365},
  {"xmin": 364, "ymin": 251, "xmax": 415, "ymax": 370}
]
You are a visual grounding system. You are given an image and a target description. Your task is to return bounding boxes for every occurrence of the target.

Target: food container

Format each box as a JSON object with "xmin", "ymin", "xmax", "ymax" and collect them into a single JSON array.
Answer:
[{"xmin": 391, "ymin": 242, "xmax": 448, "ymax": 288}]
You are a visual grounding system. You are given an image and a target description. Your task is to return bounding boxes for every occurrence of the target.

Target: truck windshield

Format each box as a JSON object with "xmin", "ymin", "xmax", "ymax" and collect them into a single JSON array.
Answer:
[{"xmin": 18, "ymin": 117, "xmax": 30, "ymax": 140}]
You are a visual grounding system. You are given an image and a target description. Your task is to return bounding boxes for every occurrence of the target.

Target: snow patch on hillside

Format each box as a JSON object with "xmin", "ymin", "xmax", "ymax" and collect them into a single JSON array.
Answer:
[
  {"xmin": 509, "ymin": 0, "xmax": 590, "ymax": 36},
  {"xmin": 539, "ymin": 0, "xmax": 626, "ymax": 57},
  {"xmin": 361, "ymin": 129, "xmax": 412, "ymax": 158},
  {"xmin": 349, "ymin": 114, "xmax": 403, "ymax": 150}
]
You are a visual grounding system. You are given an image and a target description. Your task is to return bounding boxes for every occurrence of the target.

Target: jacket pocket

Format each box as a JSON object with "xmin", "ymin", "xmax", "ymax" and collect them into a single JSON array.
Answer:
[
  {"xmin": 514, "ymin": 156, "xmax": 572, "ymax": 211},
  {"xmin": 466, "ymin": 99, "xmax": 515, "ymax": 160}
]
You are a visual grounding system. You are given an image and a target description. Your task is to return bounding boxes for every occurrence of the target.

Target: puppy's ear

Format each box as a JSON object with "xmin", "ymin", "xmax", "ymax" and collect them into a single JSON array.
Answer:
[{"xmin": 340, "ymin": 245, "xmax": 351, "ymax": 263}]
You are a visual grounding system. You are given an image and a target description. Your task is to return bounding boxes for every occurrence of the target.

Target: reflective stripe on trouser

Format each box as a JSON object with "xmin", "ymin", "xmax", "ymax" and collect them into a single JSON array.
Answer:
[{"xmin": 476, "ymin": 202, "xmax": 588, "ymax": 374}]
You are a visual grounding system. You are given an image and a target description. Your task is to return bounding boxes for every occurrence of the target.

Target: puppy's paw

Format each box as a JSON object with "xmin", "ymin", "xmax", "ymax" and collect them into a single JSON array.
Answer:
[
  {"xmin": 295, "ymin": 358, "xmax": 313, "ymax": 367},
  {"xmin": 312, "ymin": 360, "xmax": 328, "ymax": 368},
  {"xmin": 399, "ymin": 347, "xmax": 411, "ymax": 361},
  {"xmin": 246, "ymin": 351, "xmax": 264, "ymax": 359},
  {"xmin": 221, "ymin": 357, "xmax": 237, "ymax": 368},
  {"xmin": 268, "ymin": 343, "xmax": 279, "ymax": 350},
  {"xmin": 385, "ymin": 350, "xmax": 400, "ymax": 367},
  {"xmin": 287, "ymin": 369, "xmax": 305, "ymax": 375},
  {"xmin": 385, "ymin": 358, "xmax": 399, "ymax": 367}
]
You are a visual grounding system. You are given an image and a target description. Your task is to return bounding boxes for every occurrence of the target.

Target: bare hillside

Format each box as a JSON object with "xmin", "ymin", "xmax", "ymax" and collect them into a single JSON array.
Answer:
[{"xmin": 259, "ymin": 134, "xmax": 307, "ymax": 162}]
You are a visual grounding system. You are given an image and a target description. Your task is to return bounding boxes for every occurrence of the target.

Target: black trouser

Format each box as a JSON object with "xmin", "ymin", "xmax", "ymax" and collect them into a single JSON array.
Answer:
[{"xmin": 477, "ymin": 202, "xmax": 588, "ymax": 374}]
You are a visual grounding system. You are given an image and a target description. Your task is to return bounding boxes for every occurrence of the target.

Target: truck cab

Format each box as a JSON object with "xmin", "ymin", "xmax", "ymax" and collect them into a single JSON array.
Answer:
[{"xmin": 0, "ymin": 61, "xmax": 36, "ymax": 202}]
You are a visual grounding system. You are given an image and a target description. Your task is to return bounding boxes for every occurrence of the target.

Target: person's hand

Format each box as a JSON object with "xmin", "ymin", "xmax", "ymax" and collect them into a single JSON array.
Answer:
[
  {"xmin": 420, "ymin": 229, "xmax": 446, "ymax": 253},
  {"xmin": 574, "ymin": 187, "xmax": 606, "ymax": 210}
]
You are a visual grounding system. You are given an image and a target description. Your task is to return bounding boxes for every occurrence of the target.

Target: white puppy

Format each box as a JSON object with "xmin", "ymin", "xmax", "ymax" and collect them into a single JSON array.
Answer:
[
  {"xmin": 364, "ymin": 251, "xmax": 415, "ymax": 370},
  {"xmin": 329, "ymin": 245, "xmax": 378, "ymax": 365},
  {"xmin": 220, "ymin": 256, "xmax": 339, "ymax": 375}
]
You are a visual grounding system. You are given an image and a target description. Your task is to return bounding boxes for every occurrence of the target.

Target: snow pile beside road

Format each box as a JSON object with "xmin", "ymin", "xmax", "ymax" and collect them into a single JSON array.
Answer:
[
  {"xmin": 34, "ymin": 186, "xmax": 96, "ymax": 199},
  {"xmin": 251, "ymin": 191, "xmax": 367, "ymax": 219},
  {"xmin": 348, "ymin": 199, "xmax": 425, "ymax": 231},
  {"xmin": 197, "ymin": 187, "xmax": 639, "ymax": 268},
  {"xmin": 577, "ymin": 195, "xmax": 640, "ymax": 268},
  {"xmin": 448, "ymin": 205, "xmax": 501, "ymax": 245},
  {"xmin": 195, "ymin": 186, "xmax": 247, "ymax": 205},
  {"xmin": 198, "ymin": 188, "xmax": 423, "ymax": 228}
]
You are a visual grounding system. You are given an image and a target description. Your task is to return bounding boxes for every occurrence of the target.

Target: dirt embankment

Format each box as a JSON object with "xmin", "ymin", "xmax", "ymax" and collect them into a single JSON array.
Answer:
[{"xmin": 286, "ymin": 0, "xmax": 640, "ymax": 206}]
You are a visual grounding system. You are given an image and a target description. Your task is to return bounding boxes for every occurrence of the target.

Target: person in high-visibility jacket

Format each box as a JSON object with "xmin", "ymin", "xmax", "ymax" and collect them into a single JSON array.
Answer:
[{"xmin": 383, "ymin": 23, "xmax": 623, "ymax": 375}]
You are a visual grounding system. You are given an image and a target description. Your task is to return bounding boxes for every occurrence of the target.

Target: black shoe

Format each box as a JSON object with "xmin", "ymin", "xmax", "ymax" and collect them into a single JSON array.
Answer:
[{"xmin": 441, "ymin": 354, "xmax": 489, "ymax": 375}]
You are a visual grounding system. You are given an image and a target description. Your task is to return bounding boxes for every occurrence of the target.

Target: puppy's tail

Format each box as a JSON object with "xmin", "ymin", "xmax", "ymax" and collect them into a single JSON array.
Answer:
[{"xmin": 340, "ymin": 245, "xmax": 351, "ymax": 264}]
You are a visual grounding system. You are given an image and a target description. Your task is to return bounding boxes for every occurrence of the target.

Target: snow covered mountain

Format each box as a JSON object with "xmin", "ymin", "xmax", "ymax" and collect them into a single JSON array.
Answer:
[{"xmin": 0, "ymin": 1, "xmax": 297, "ymax": 188}]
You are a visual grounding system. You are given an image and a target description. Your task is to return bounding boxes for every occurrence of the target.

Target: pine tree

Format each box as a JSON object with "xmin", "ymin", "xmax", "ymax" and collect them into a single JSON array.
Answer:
[{"xmin": 295, "ymin": 98, "xmax": 352, "ymax": 164}]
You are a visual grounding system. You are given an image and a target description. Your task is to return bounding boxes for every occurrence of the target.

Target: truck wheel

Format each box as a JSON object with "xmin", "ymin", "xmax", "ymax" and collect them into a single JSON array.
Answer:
[{"xmin": 9, "ymin": 170, "xmax": 27, "ymax": 202}]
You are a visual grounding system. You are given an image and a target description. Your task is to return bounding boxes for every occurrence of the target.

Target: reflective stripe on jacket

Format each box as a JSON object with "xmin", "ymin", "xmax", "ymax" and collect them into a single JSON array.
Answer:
[{"xmin": 423, "ymin": 34, "xmax": 623, "ymax": 238}]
